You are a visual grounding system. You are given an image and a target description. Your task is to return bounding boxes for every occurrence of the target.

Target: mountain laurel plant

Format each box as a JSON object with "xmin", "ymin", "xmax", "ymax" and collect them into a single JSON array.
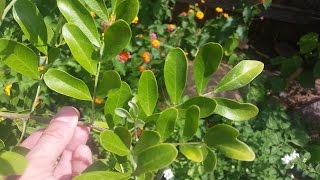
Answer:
[{"xmin": 0, "ymin": 0, "xmax": 264, "ymax": 179}]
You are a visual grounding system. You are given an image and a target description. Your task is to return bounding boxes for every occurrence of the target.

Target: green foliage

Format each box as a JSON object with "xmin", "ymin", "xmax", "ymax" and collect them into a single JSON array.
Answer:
[
  {"xmin": 0, "ymin": 0, "xmax": 267, "ymax": 178},
  {"xmin": 0, "ymin": 151, "xmax": 28, "ymax": 176},
  {"xmin": 164, "ymin": 48, "xmax": 187, "ymax": 104}
]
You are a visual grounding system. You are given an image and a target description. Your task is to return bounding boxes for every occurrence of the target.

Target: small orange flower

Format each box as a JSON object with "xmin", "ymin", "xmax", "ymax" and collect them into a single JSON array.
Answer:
[
  {"xmin": 215, "ymin": 7, "xmax": 223, "ymax": 13},
  {"xmin": 142, "ymin": 51, "xmax": 151, "ymax": 63},
  {"xmin": 94, "ymin": 97, "xmax": 104, "ymax": 104},
  {"xmin": 132, "ymin": 16, "xmax": 139, "ymax": 24},
  {"xmin": 151, "ymin": 39, "xmax": 160, "ymax": 49},
  {"xmin": 195, "ymin": 3, "xmax": 199, "ymax": 7},
  {"xmin": 139, "ymin": 66, "xmax": 146, "ymax": 72},
  {"xmin": 90, "ymin": 11, "xmax": 96, "ymax": 18},
  {"xmin": 223, "ymin": 13, "xmax": 229, "ymax": 19},
  {"xmin": 118, "ymin": 51, "xmax": 131, "ymax": 63},
  {"xmin": 38, "ymin": 66, "xmax": 44, "ymax": 71},
  {"xmin": 181, "ymin": 11, "xmax": 187, "ymax": 16},
  {"xmin": 201, "ymin": 0, "xmax": 206, "ymax": 3},
  {"xmin": 167, "ymin": 24, "xmax": 175, "ymax": 32},
  {"xmin": 196, "ymin": 11, "xmax": 204, "ymax": 20},
  {"xmin": 5, "ymin": 83, "xmax": 12, "ymax": 96}
]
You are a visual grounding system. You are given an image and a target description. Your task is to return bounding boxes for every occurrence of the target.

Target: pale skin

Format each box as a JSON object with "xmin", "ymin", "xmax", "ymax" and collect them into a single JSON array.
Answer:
[{"xmin": 19, "ymin": 106, "xmax": 93, "ymax": 180}]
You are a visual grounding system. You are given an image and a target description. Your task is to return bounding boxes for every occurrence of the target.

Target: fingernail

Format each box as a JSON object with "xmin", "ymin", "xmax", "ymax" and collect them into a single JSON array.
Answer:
[{"xmin": 53, "ymin": 106, "xmax": 80, "ymax": 123}]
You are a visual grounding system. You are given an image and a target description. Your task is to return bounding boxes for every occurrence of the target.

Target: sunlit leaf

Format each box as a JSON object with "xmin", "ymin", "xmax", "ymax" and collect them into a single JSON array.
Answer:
[
  {"xmin": 133, "ymin": 130, "xmax": 161, "ymax": 155},
  {"xmin": 179, "ymin": 144, "xmax": 205, "ymax": 162},
  {"xmin": 83, "ymin": 0, "xmax": 108, "ymax": 19},
  {"xmin": 100, "ymin": 130, "xmax": 130, "ymax": 156},
  {"xmin": 183, "ymin": 105, "xmax": 200, "ymax": 141},
  {"xmin": 214, "ymin": 60, "xmax": 264, "ymax": 93},
  {"xmin": 0, "ymin": 39, "xmax": 39, "ymax": 79},
  {"xmin": 44, "ymin": 69, "xmax": 92, "ymax": 101},
  {"xmin": 164, "ymin": 48, "xmax": 187, "ymax": 104},
  {"xmin": 0, "ymin": 151, "xmax": 28, "ymax": 176},
  {"xmin": 57, "ymin": 0, "xmax": 101, "ymax": 47},
  {"xmin": 156, "ymin": 108, "xmax": 178, "ymax": 142},
  {"xmin": 178, "ymin": 97, "xmax": 216, "ymax": 118},
  {"xmin": 138, "ymin": 70, "xmax": 158, "ymax": 116},
  {"xmin": 194, "ymin": 43, "xmax": 223, "ymax": 94},
  {"xmin": 74, "ymin": 171, "xmax": 130, "ymax": 180},
  {"xmin": 115, "ymin": 0, "xmax": 139, "ymax": 24}
]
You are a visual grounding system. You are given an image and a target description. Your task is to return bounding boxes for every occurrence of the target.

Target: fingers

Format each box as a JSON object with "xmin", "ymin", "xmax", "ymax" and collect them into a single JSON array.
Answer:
[
  {"xmin": 20, "ymin": 130, "xmax": 44, "ymax": 149},
  {"xmin": 53, "ymin": 150, "xmax": 73, "ymax": 180},
  {"xmin": 66, "ymin": 125, "xmax": 90, "ymax": 151},
  {"xmin": 71, "ymin": 145, "xmax": 93, "ymax": 177},
  {"xmin": 21, "ymin": 106, "xmax": 79, "ymax": 179}
]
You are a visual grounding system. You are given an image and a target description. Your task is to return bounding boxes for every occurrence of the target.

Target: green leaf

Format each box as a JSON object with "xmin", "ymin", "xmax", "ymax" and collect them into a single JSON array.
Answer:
[
  {"xmin": 204, "ymin": 124, "xmax": 255, "ymax": 161},
  {"xmin": 164, "ymin": 48, "xmax": 187, "ymax": 104},
  {"xmin": 74, "ymin": 171, "xmax": 130, "ymax": 180},
  {"xmin": 133, "ymin": 130, "xmax": 161, "ymax": 155},
  {"xmin": 183, "ymin": 105, "xmax": 200, "ymax": 141},
  {"xmin": 156, "ymin": 108, "xmax": 178, "ymax": 142},
  {"xmin": 102, "ymin": 20, "xmax": 131, "ymax": 61},
  {"xmin": 179, "ymin": 144, "xmax": 205, "ymax": 162},
  {"xmin": 115, "ymin": 108, "xmax": 133, "ymax": 121},
  {"xmin": 298, "ymin": 32, "xmax": 319, "ymax": 54},
  {"xmin": 48, "ymin": 47, "xmax": 60, "ymax": 64},
  {"xmin": 263, "ymin": 0, "xmax": 272, "ymax": 9},
  {"xmin": 306, "ymin": 145, "xmax": 320, "ymax": 163},
  {"xmin": 13, "ymin": 0, "xmax": 48, "ymax": 54},
  {"xmin": 0, "ymin": 39, "xmax": 39, "ymax": 79},
  {"xmin": 100, "ymin": 130, "xmax": 130, "ymax": 156},
  {"xmin": 115, "ymin": 0, "xmax": 139, "ymax": 24},
  {"xmin": 83, "ymin": 160, "xmax": 109, "ymax": 173},
  {"xmin": 83, "ymin": 0, "xmax": 109, "ymax": 19},
  {"xmin": 0, "ymin": 0, "xmax": 5, "ymax": 18},
  {"xmin": 213, "ymin": 98, "xmax": 259, "ymax": 121},
  {"xmin": 44, "ymin": 69, "xmax": 92, "ymax": 101},
  {"xmin": 203, "ymin": 148, "xmax": 217, "ymax": 172},
  {"xmin": 194, "ymin": 43, "xmax": 223, "ymax": 94},
  {"xmin": 57, "ymin": 0, "xmax": 100, "ymax": 47},
  {"xmin": 62, "ymin": 23, "xmax": 98, "ymax": 75},
  {"xmin": 97, "ymin": 70, "xmax": 122, "ymax": 97},
  {"xmin": 214, "ymin": 60, "xmax": 264, "ymax": 93},
  {"xmin": 114, "ymin": 127, "xmax": 131, "ymax": 149},
  {"xmin": 178, "ymin": 97, "xmax": 216, "ymax": 118},
  {"xmin": 138, "ymin": 70, "xmax": 158, "ymax": 116},
  {"xmin": 313, "ymin": 61, "xmax": 320, "ymax": 78},
  {"xmin": 0, "ymin": 139, "xmax": 4, "ymax": 150},
  {"xmin": 0, "ymin": 151, "xmax": 28, "ymax": 176},
  {"xmin": 104, "ymin": 82, "xmax": 132, "ymax": 125},
  {"xmin": 134, "ymin": 144, "xmax": 178, "ymax": 175}
]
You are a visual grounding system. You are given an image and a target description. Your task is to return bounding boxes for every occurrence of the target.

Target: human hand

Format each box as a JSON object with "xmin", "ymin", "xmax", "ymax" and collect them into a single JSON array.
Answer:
[{"xmin": 19, "ymin": 106, "xmax": 92, "ymax": 180}]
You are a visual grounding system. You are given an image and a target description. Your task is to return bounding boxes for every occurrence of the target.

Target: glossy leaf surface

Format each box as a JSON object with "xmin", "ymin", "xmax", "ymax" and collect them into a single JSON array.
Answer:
[
  {"xmin": 100, "ymin": 130, "xmax": 130, "ymax": 156},
  {"xmin": 194, "ymin": 43, "xmax": 223, "ymax": 94},
  {"xmin": 214, "ymin": 60, "xmax": 264, "ymax": 93},
  {"xmin": 44, "ymin": 69, "xmax": 92, "ymax": 101},
  {"xmin": 156, "ymin": 108, "xmax": 178, "ymax": 141},
  {"xmin": 138, "ymin": 70, "xmax": 158, "ymax": 116},
  {"xmin": 164, "ymin": 48, "xmax": 187, "ymax": 104}
]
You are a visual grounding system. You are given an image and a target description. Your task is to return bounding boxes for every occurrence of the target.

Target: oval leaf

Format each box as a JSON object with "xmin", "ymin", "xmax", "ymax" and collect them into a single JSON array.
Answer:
[
  {"xmin": 44, "ymin": 69, "xmax": 92, "ymax": 101},
  {"xmin": 115, "ymin": 0, "xmax": 139, "ymax": 24},
  {"xmin": 0, "ymin": 151, "xmax": 28, "ymax": 176},
  {"xmin": 179, "ymin": 144, "xmax": 204, "ymax": 162},
  {"xmin": 213, "ymin": 98, "xmax": 259, "ymax": 121},
  {"xmin": 97, "ymin": 70, "xmax": 121, "ymax": 97},
  {"xmin": 104, "ymin": 82, "xmax": 132, "ymax": 125},
  {"xmin": 83, "ymin": 0, "xmax": 109, "ymax": 19},
  {"xmin": 13, "ymin": 0, "xmax": 48, "ymax": 54},
  {"xmin": 62, "ymin": 23, "xmax": 98, "ymax": 75},
  {"xmin": 57, "ymin": 0, "xmax": 100, "ymax": 47},
  {"xmin": 133, "ymin": 130, "xmax": 161, "ymax": 155},
  {"xmin": 138, "ymin": 70, "xmax": 158, "ymax": 116},
  {"xmin": 156, "ymin": 108, "xmax": 178, "ymax": 142},
  {"xmin": 164, "ymin": 48, "xmax": 188, "ymax": 104},
  {"xmin": 203, "ymin": 148, "xmax": 217, "ymax": 172},
  {"xmin": 0, "ymin": 0, "xmax": 5, "ymax": 18},
  {"xmin": 183, "ymin": 105, "xmax": 200, "ymax": 141},
  {"xmin": 134, "ymin": 144, "xmax": 178, "ymax": 176},
  {"xmin": 214, "ymin": 60, "xmax": 264, "ymax": 93},
  {"xmin": 102, "ymin": 20, "xmax": 131, "ymax": 61},
  {"xmin": 194, "ymin": 43, "xmax": 223, "ymax": 95},
  {"xmin": 0, "ymin": 39, "xmax": 39, "ymax": 79},
  {"xmin": 114, "ymin": 127, "xmax": 131, "ymax": 149},
  {"xmin": 100, "ymin": 130, "xmax": 130, "ymax": 156},
  {"xmin": 204, "ymin": 124, "xmax": 255, "ymax": 161},
  {"xmin": 178, "ymin": 97, "xmax": 216, "ymax": 118},
  {"xmin": 74, "ymin": 171, "xmax": 130, "ymax": 180}
]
